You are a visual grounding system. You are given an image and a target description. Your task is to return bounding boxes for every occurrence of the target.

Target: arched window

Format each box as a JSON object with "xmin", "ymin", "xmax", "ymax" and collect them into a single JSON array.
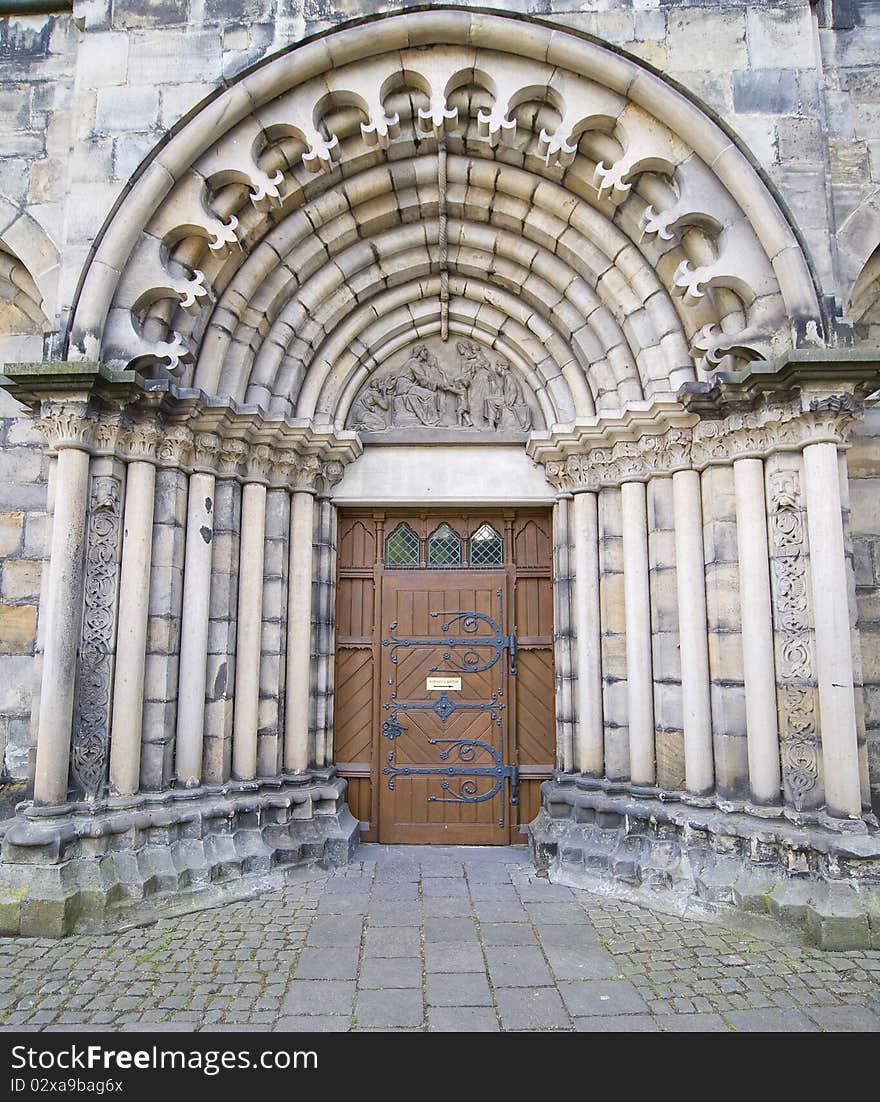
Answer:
[
  {"xmin": 385, "ymin": 523, "xmax": 420, "ymax": 567},
  {"xmin": 469, "ymin": 523, "xmax": 504, "ymax": 567},
  {"xmin": 427, "ymin": 523, "xmax": 462, "ymax": 568}
]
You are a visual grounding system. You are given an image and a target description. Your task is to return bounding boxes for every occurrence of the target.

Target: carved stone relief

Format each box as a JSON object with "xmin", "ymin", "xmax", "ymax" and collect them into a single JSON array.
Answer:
[
  {"xmin": 347, "ymin": 339, "xmax": 539, "ymax": 434},
  {"xmin": 71, "ymin": 475, "xmax": 123, "ymax": 799},
  {"xmin": 767, "ymin": 469, "xmax": 820, "ymax": 811}
]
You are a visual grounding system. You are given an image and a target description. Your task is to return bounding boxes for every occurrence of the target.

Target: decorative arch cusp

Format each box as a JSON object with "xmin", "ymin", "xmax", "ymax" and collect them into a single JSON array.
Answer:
[{"xmin": 68, "ymin": 8, "xmax": 822, "ymax": 429}]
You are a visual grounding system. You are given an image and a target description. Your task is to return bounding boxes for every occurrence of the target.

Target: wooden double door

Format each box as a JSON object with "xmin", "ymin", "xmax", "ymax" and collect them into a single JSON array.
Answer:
[{"xmin": 334, "ymin": 510, "xmax": 555, "ymax": 844}]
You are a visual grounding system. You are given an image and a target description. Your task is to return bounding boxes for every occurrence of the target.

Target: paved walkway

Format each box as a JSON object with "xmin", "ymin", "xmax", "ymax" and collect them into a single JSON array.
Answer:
[{"xmin": 1, "ymin": 845, "xmax": 878, "ymax": 1032}]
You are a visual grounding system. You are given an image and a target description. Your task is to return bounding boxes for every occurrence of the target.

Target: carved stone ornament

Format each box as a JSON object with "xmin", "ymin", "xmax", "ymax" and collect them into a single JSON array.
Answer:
[
  {"xmin": 767, "ymin": 469, "xmax": 820, "ymax": 811},
  {"xmin": 541, "ymin": 428, "xmax": 692, "ymax": 491},
  {"xmin": 71, "ymin": 475, "xmax": 122, "ymax": 799},
  {"xmin": 347, "ymin": 339, "xmax": 540, "ymax": 434},
  {"xmin": 35, "ymin": 402, "xmax": 97, "ymax": 451}
]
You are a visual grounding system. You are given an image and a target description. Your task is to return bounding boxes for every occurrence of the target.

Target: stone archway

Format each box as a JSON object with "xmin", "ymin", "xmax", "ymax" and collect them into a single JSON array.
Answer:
[{"xmin": 3, "ymin": 9, "xmax": 880, "ymax": 942}]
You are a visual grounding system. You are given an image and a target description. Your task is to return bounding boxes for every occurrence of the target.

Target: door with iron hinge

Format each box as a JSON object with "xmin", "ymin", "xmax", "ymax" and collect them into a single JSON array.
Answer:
[{"xmin": 378, "ymin": 574, "xmax": 517, "ymax": 844}]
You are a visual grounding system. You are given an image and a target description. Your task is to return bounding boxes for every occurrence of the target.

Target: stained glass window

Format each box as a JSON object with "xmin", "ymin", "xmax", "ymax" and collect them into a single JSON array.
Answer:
[
  {"xmin": 427, "ymin": 523, "xmax": 463, "ymax": 568},
  {"xmin": 469, "ymin": 523, "xmax": 504, "ymax": 567},
  {"xmin": 385, "ymin": 523, "xmax": 420, "ymax": 567}
]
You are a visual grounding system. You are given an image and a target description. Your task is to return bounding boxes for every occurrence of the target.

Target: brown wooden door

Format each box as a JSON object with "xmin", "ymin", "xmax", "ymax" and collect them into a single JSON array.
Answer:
[
  {"xmin": 334, "ymin": 509, "xmax": 555, "ymax": 844},
  {"xmin": 378, "ymin": 572, "xmax": 512, "ymax": 844}
]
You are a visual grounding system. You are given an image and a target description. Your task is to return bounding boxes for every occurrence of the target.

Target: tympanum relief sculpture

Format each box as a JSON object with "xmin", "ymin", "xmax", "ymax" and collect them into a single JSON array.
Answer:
[{"xmin": 348, "ymin": 340, "xmax": 538, "ymax": 434}]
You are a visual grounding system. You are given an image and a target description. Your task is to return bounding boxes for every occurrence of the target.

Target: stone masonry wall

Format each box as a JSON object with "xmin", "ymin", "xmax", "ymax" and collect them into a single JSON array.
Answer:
[{"xmin": 0, "ymin": 0, "xmax": 879, "ymax": 781}]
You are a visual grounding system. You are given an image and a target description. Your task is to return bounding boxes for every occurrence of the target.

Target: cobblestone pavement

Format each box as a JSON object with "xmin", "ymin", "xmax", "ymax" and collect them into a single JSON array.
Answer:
[{"xmin": 1, "ymin": 845, "xmax": 878, "ymax": 1033}]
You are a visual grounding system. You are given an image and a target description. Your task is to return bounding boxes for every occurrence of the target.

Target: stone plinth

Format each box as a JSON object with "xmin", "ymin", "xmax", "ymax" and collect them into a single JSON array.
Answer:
[
  {"xmin": 530, "ymin": 776, "xmax": 880, "ymax": 950},
  {"xmin": 0, "ymin": 771, "xmax": 358, "ymax": 937}
]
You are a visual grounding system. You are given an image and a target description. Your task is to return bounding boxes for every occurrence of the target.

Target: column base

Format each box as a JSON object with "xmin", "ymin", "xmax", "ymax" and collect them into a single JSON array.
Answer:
[
  {"xmin": 529, "ymin": 776, "xmax": 880, "ymax": 950},
  {"xmin": 0, "ymin": 771, "xmax": 359, "ymax": 937}
]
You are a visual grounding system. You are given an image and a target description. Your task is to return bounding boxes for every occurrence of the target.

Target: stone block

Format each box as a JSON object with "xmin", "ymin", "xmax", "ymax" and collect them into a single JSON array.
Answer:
[
  {"xmin": 113, "ymin": 0, "xmax": 189, "ymax": 28},
  {"xmin": 0, "ymin": 513, "xmax": 23, "ymax": 557},
  {"xmin": 1, "ymin": 560, "xmax": 40, "ymax": 600},
  {"xmin": 113, "ymin": 134, "xmax": 154, "ymax": 180},
  {"xmin": 0, "ymin": 604, "xmax": 36, "ymax": 654},
  {"xmin": 806, "ymin": 892, "xmax": 872, "ymax": 951},
  {"xmin": 22, "ymin": 512, "xmax": 48, "ymax": 559},
  {"xmin": 77, "ymin": 31, "xmax": 129, "ymax": 88},
  {"xmin": 668, "ymin": 8, "xmax": 748, "ymax": 72},
  {"xmin": 94, "ymin": 86, "xmax": 159, "ymax": 133},
  {"xmin": 128, "ymin": 29, "xmax": 222, "ymax": 86},
  {"xmin": 746, "ymin": 5, "xmax": 815, "ymax": 69}
]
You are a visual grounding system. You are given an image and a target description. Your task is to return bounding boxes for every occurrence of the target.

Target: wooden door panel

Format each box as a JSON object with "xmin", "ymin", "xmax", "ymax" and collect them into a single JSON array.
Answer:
[
  {"xmin": 334, "ymin": 509, "xmax": 556, "ymax": 845},
  {"xmin": 378, "ymin": 572, "xmax": 511, "ymax": 844}
]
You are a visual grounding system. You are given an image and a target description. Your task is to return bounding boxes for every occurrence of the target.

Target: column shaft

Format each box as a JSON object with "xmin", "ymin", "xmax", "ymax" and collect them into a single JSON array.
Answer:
[
  {"xmin": 232, "ymin": 481, "xmax": 267, "ymax": 781},
  {"xmin": 553, "ymin": 496, "xmax": 574, "ymax": 771},
  {"xmin": 803, "ymin": 441, "xmax": 862, "ymax": 818},
  {"xmin": 672, "ymin": 469, "xmax": 714, "ymax": 796},
  {"xmin": 733, "ymin": 457, "xmax": 781, "ymax": 805},
  {"xmin": 33, "ymin": 447, "xmax": 91, "ymax": 806},
  {"xmin": 621, "ymin": 480, "xmax": 655, "ymax": 786},
  {"xmin": 571, "ymin": 491, "xmax": 603, "ymax": 774},
  {"xmin": 284, "ymin": 490, "xmax": 315, "ymax": 772},
  {"xmin": 175, "ymin": 471, "xmax": 215, "ymax": 786},
  {"xmin": 109, "ymin": 460, "xmax": 156, "ymax": 795}
]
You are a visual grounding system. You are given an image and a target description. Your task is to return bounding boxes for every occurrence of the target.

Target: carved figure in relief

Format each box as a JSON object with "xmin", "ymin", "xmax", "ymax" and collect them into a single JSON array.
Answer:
[
  {"xmin": 347, "ymin": 339, "xmax": 537, "ymax": 432},
  {"xmin": 395, "ymin": 344, "xmax": 451, "ymax": 425},
  {"xmin": 351, "ymin": 375, "xmax": 396, "ymax": 431}
]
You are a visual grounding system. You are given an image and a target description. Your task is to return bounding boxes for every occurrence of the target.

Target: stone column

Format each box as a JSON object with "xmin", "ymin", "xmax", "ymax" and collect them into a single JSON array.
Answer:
[
  {"xmin": 257, "ymin": 455, "xmax": 293, "ymax": 777},
  {"xmin": 803, "ymin": 439, "xmax": 862, "ymax": 818},
  {"xmin": 553, "ymin": 495, "xmax": 575, "ymax": 772},
  {"xmin": 33, "ymin": 413, "xmax": 93, "ymax": 806},
  {"xmin": 621, "ymin": 479, "xmax": 655, "ymax": 786},
  {"xmin": 232, "ymin": 447, "xmax": 270, "ymax": 782},
  {"xmin": 175, "ymin": 434, "xmax": 219, "ymax": 787},
  {"xmin": 672, "ymin": 468, "xmax": 713, "ymax": 796},
  {"xmin": 733, "ymin": 457, "xmax": 781, "ymax": 806},
  {"xmin": 313, "ymin": 468, "xmax": 343, "ymax": 768},
  {"xmin": 284, "ymin": 459, "xmax": 319, "ymax": 773},
  {"xmin": 571, "ymin": 490, "xmax": 603, "ymax": 775},
  {"xmin": 109, "ymin": 430, "xmax": 158, "ymax": 796}
]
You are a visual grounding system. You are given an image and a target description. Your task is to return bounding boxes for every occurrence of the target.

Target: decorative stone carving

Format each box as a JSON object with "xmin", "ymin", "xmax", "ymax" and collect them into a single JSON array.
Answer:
[
  {"xmin": 291, "ymin": 455, "xmax": 322, "ymax": 493},
  {"xmin": 154, "ymin": 424, "xmax": 193, "ymax": 468},
  {"xmin": 767, "ymin": 470, "xmax": 820, "ymax": 811},
  {"xmin": 35, "ymin": 403, "xmax": 97, "ymax": 451},
  {"xmin": 217, "ymin": 437, "xmax": 249, "ymax": 479},
  {"xmin": 191, "ymin": 432, "xmax": 222, "ymax": 473},
  {"xmin": 71, "ymin": 475, "xmax": 122, "ymax": 800},
  {"xmin": 348, "ymin": 339, "xmax": 537, "ymax": 433},
  {"xmin": 541, "ymin": 427, "xmax": 692, "ymax": 491},
  {"xmin": 122, "ymin": 414, "xmax": 161, "ymax": 462}
]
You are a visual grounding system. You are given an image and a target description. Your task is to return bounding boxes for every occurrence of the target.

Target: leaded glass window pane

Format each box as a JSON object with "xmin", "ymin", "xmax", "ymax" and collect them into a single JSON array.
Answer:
[
  {"xmin": 427, "ymin": 523, "xmax": 462, "ymax": 568},
  {"xmin": 385, "ymin": 523, "xmax": 420, "ymax": 567},
  {"xmin": 469, "ymin": 523, "xmax": 503, "ymax": 567}
]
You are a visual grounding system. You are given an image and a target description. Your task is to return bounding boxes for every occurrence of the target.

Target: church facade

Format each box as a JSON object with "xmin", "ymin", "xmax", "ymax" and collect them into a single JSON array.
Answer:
[{"xmin": 1, "ymin": 0, "xmax": 880, "ymax": 946}]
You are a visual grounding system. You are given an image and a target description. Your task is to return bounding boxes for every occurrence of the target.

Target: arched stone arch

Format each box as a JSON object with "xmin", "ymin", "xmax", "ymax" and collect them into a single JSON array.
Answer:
[
  {"xmin": 0, "ymin": 201, "xmax": 58, "ymax": 362},
  {"xmin": 68, "ymin": 8, "xmax": 820, "ymax": 430},
  {"xmin": 847, "ymin": 241, "xmax": 880, "ymax": 344},
  {"xmin": 838, "ymin": 186, "xmax": 880, "ymax": 317}
]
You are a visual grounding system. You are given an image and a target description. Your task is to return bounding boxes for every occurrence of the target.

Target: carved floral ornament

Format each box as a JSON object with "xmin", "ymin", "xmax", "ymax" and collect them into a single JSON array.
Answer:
[
  {"xmin": 537, "ymin": 395, "xmax": 867, "ymax": 492},
  {"xmin": 32, "ymin": 399, "xmax": 356, "ymax": 489}
]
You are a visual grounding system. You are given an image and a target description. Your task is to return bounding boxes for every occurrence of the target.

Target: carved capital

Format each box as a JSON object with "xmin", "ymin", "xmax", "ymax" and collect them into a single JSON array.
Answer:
[
  {"xmin": 291, "ymin": 455, "xmax": 322, "ymax": 493},
  {"xmin": 154, "ymin": 425, "xmax": 193, "ymax": 469},
  {"xmin": 35, "ymin": 402, "xmax": 97, "ymax": 451},
  {"xmin": 216, "ymin": 437, "xmax": 249, "ymax": 479},
  {"xmin": 191, "ymin": 432, "xmax": 222, "ymax": 473},
  {"xmin": 243, "ymin": 443, "xmax": 273, "ymax": 484},
  {"xmin": 269, "ymin": 449, "xmax": 299, "ymax": 487},
  {"xmin": 318, "ymin": 459, "xmax": 346, "ymax": 496},
  {"xmin": 122, "ymin": 413, "xmax": 161, "ymax": 463}
]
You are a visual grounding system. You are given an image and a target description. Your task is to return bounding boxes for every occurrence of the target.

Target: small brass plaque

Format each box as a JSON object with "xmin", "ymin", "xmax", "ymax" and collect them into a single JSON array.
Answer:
[{"xmin": 426, "ymin": 676, "xmax": 462, "ymax": 691}]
